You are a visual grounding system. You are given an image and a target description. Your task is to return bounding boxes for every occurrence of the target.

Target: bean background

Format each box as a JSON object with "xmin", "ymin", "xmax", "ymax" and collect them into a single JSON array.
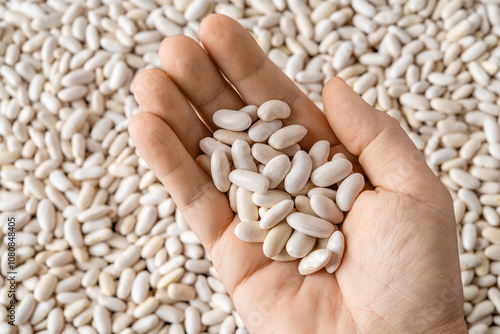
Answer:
[{"xmin": 0, "ymin": 0, "xmax": 499, "ymax": 333}]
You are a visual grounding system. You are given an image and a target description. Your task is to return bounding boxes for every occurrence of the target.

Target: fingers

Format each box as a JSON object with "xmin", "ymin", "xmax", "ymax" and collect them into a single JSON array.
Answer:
[
  {"xmin": 322, "ymin": 77, "xmax": 436, "ymax": 196},
  {"xmin": 128, "ymin": 112, "xmax": 277, "ymax": 293},
  {"xmin": 198, "ymin": 14, "xmax": 339, "ymax": 150},
  {"xmin": 133, "ymin": 68, "xmax": 211, "ymax": 157},
  {"xmin": 159, "ymin": 35, "xmax": 245, "ymax": 131},
  {"xmin": 128, "ymin": 112, "xmax": 231, "ymax": 248}
]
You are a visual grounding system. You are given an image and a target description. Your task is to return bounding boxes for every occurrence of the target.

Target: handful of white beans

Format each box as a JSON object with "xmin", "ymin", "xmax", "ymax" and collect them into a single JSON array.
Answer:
[{"xmin": 198, "ymin": 100, "xmax": 365, "ymax": 275}]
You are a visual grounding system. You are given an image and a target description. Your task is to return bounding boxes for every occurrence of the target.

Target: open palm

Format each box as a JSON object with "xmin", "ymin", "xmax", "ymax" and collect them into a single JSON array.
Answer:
[{"xmin": 129, "ymin": 14, "xmax": 467, "ymax": 334}]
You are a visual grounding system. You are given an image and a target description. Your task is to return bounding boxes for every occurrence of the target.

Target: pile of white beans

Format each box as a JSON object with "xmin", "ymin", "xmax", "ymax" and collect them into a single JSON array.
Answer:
[
  {"xmin": 199, "ymin": 100, "xmax": 364, "ymax": 275},
  {"xmin": 0, "ymin": 0, "xmax": 499, "ymax": 332}
]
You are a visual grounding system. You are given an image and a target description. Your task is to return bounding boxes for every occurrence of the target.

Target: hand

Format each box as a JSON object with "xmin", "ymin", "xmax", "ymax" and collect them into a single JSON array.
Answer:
[{"xmin": 129, "ymin": 14, "xmax": 467, "ymax": 334}]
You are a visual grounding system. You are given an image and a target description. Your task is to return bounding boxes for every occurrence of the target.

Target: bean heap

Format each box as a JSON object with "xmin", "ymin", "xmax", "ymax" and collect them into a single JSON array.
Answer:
[{"xmin": 198, "ymin": 100, "xmax": 364, "ymax": 275}]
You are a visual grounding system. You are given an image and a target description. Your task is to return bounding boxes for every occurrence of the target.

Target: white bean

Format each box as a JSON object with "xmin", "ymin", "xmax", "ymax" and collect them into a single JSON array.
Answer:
[
  {"xmin": 311, "ymin": 158, "xmax": 352, "ymax": 187},
  {"xmin": 236, "ymin": 187, "xmax": 259, "ymax": 221},
  {"xmin": 298, "ymin": 249, "xmax": 332, "ymax": 275},
  {"xmin": 310, "ymin": 194, "xmax": 344, "ymax": 223},
  {"xmin": 262, "ymin": 154, "xmax": 291, "ymax": 188},
  {"xmin": 284, "ymin": 150, "xmax": 312, "ymax": 193},
  {"xmin": 286, "ymin": 230, "xmax": 316, "ymax": 258},
  {"xmin": 263, "ymin": 222, "xmax": 293, "ymax": 258},
  {"xmin": 211, "ymin": 149, "xmax": 231, "ymax": 192},
  {"xmin": 336, "ymin": 173, "xmax": 365, "ymax": 211},
  {"xmin": 260, "ymin": 199, "xmax": 294, "ymax": 229},
  {"xmin": 229, "ymin": 169, "xmax": 269, "ymax": 194},
  {"xmin": 268, "ymin": 125, "xmax": 307, "ymax": 150},
  {"xmin": 234, "ymin": 221, "xmax": 269, "ymax": 242},
  {"xmin": 232, "ymin": 140, "xmax": 257, "ymax": 172},
  {"xmin": 257, "ymin": 100, "xmax": 291, "ymax": 121},
  {"xmin": 213, "ymin": 109, "xmax": 252, "ymax": 131},
  {"xmin": 286, "ymin": 212, "xmax": 335, "ymax": 238},
  {"xmin": 325, "ymin": 231, "xmax": 345, "ymax": 273}
]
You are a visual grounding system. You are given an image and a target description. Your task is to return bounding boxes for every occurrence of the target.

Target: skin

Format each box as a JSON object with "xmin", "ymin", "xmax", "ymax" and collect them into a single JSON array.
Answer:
[{"xmin": 129, "ymin": 14, "xmax": 468, "ymax": 334}]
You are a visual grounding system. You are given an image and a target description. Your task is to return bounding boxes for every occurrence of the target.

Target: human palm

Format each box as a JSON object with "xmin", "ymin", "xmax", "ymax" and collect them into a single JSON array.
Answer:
[{"xmin": 129, "ymin": 14, "xmax": 467, "ymax": 334}]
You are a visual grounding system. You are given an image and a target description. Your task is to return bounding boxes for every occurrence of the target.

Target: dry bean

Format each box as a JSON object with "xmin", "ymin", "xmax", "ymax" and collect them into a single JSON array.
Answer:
[
  {"xmin": 285, "ymin": 150, "xmax": 312, "ymax": 194},
  {"xmin": 232, "ymin": 140, "xmax": 257, "ymax": 172},
  {"xmin": 310, "ymin": 194, "xmax": 344, "ymax": 224},
  {"xmin": 336, "ymin": 173, "xmax": 365, "ymax": 211},
  {"xmin": 286, "ymin": 212, "xmax": 335, "ymax": 238},
  {"xmin": 311, "ymin": 158, "xmax": 352, "ymax": 187},
  {"xmin": 234, "ymin": 221, "xmax": 268, "ymax": 242},
  {"xmin": 257, "ymin": 100, "xmax": 291, "ymax": 121},
  {"xmin": 168, "ymin": 283, "xmax": 196, "ymax": 301},
  {"xmin": 260, "ymin": 199, "xmax": 294, "ymax": 229},
  {"xmin": 262, "ymin": 154, "xmax": 291, "ymax": 188},
  {"xmin": 263, "ymin": 222, "xmax": 293, "ymax": 258},
  {"xmin": 214, "ymin": 129, "xmax": 253, "ymax": 145},
  {"xmin": 308, "ymin": 140, "xmax": 330, "ymax": 170},
  {"xmin": 211, "ymin": 149, "xmax": 231, "ymax": 192},
  {"xmin": 325, "ymin": 231, "xmax": 345, "ymax": 273},
  {"xmin": 286, "ymin": 230, "xmax": 316, "ymax": 258},
  {"xmin": 299, "ymin": 249, "xmax": 332, "ymax": 275},
  {"xmin": 252, "ymin": 190, "xmax": 292, "ymax": 208},
  {"xmin": 229, "ymin": 170, "xmax": 269, "ymax": 194},
  {"xmin": 251, "ymin": 143, "xmax": 283, "ymax": 164},
  {"xmin": 213, "ymin": 109, "xmax": 252, "ymax": 131},
  {"xmin": 268, "ymin": 125, "xmax": 307, "ymax": 150}
]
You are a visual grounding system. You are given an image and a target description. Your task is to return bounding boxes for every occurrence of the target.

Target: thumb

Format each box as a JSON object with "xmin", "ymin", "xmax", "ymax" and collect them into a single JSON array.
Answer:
[{"xmin": 322, "ymin": 77, "xmax": 438, "ymax": 198}]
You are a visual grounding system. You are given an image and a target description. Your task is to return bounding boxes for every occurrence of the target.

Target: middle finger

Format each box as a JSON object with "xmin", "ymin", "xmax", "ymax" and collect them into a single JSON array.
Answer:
[{"xmin": 198, "ymin": 14, "xmax": 340, "ymax": 150}]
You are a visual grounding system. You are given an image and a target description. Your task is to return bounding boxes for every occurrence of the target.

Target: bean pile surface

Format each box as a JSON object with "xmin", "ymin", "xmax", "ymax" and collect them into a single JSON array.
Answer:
[{"xmin": 0, "ymin": 0, "xmax": 500, "ymax": 333}]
